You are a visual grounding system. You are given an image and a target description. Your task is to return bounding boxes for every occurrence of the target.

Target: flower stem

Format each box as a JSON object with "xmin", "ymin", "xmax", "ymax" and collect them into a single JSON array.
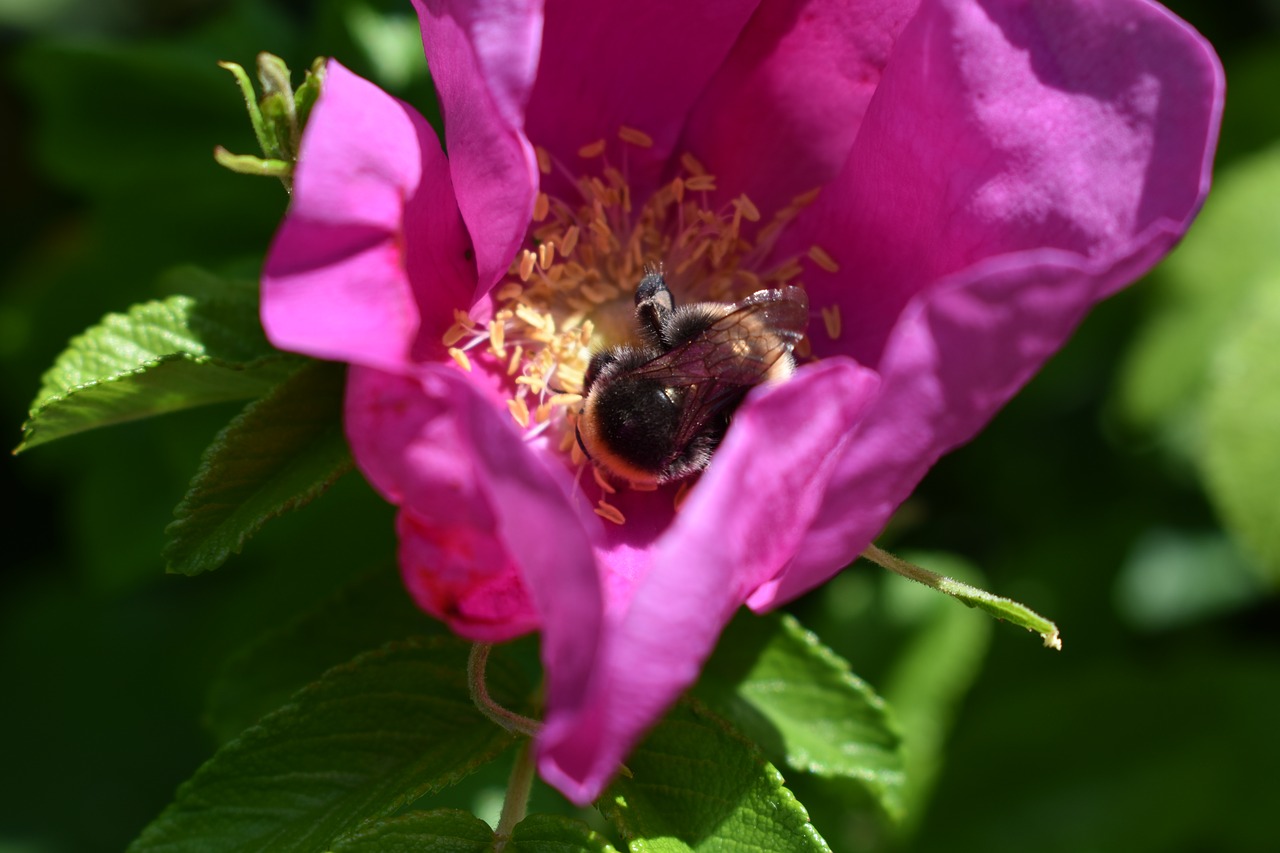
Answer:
[
  {"xmin": 493, "ymin": 739, "xmax": 536, "ymax": 851},
  {"xmin": 860, "ymin": 542, "xmax": 944, "ymax": 587},
  {"xmin": 467, "ymin": 643, "xmax": 542, "ymax": 737}
]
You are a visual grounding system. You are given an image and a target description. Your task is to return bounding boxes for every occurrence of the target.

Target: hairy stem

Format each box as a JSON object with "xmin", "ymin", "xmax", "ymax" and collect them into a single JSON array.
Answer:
[{"xmin": 468, "ymin": 643, "xmax": 542, "ymax": 738}]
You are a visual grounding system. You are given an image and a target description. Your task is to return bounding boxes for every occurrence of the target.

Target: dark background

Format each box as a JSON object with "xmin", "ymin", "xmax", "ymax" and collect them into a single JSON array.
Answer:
[{"xmin": 2, "ymin": 1, "xmax": 1277, "ymax": 850}]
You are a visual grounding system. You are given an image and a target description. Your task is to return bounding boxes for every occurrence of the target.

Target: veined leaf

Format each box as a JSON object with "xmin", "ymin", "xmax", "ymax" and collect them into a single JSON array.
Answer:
[
  {"xmin": 130, "ymin": 638, "xmax": 525, "ymax": 853},
  {"xmin": 163, "ymin": 359, "xmax": 352, "ymax": 575},
  {"xmin": 697, "ymin": 612, "xmax": 905, "ymax": 819},
  {"xmin": 19, "ymin": 287, "xmax": 294, "ymax": 451},
  {"xmin": 600, "ymin": 699, "xmax": 829, "ymax": 853},
  {"xmin": 510, "ymin": 814, "xmax": 619, "ymax": 853},
  {"xmin": 328, "ymin": 809, "xmax": 493, "ymax": 853}
]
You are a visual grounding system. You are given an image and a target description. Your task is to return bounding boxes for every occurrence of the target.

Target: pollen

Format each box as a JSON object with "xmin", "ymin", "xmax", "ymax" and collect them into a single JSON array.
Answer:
[{"xmin": 507, "ymin": 397, "xmax": 531, "ymax": 429}]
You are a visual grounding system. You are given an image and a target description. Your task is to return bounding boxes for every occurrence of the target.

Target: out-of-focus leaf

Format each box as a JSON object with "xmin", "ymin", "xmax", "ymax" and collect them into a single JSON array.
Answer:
[
  {"xmin": 600, "ymin": 699, "xmax": 830, "ymax": 853},
  {"xmin": 697, "ymin": 612, "xmax": 905, "ymax": 819},
  {"xmin": 1118, "ymin": 144, "xmax": 1280, "ymax": 439},
  {"xmin": 879, "ymin": 552, "xmax": 993, "ymax": 831},
  {"xmin": 1203, "ymin": 273, "xmax": 1280, "ymax": 577},
  {"xmin": 19, "ymin": 290, "xmax": 297, "ymax": 451},
  {"xmin": 329, "ymin": 809, "xmax": 494, "ymax": 852},
  {"xmin": 162, "ymin": 359, "xmax": 351, "ymax": 575},
  {"xmin": 130, "ymin": 638, "xmax": 524, "ymax": 853},
  {"xmin": 1114, "ymin": 529, "xmax": 1268, "ymax": 629}
]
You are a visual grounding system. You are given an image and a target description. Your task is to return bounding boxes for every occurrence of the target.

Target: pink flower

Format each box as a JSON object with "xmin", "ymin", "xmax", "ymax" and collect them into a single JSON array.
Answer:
[{"xmin": 261, "ymin": 0, "xmax": 1222, "ymax": 804}]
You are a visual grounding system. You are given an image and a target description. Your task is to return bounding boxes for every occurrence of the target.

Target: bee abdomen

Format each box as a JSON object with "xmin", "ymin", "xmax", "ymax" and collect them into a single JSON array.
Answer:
[{"xmin": 592, "ymin": 377, "xmax": 682, "ymax": 475}]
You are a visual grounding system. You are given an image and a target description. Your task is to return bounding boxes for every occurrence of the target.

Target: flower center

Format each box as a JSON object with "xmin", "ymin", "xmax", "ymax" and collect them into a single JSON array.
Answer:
[{"xmin": 440, "ymin": 127, "xmax": 840, "ymax": 521}]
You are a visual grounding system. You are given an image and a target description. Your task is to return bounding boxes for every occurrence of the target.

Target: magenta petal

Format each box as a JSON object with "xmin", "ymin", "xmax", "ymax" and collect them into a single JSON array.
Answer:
[
  {"xmin": 682, "ymin": 0, "xmax": 919, "ymax": 217},
  {"xmin": 537, "ymin": 359, "xmax": 879, "ymax": 804},
  {"xmin": 346, "ymin": 364, "xmax": 602, "ymax": 644},
  {"xmin": 524, "ymin": 0, "xmax": 761, "ymax": 181},
  {"xmin": 414, "ymin": 0, "xmax": 542, "ymax": 293},
  {"xmin": 786, "ymin": 0, "xmax": 1223, "ymax": 366},
  {"xmin": 262, "ymin": 61, "xmax": 472, "ymax": 370},
  {"xmin": 749, "ymin": 0, "xmax": 1223, "ymax": 607}
]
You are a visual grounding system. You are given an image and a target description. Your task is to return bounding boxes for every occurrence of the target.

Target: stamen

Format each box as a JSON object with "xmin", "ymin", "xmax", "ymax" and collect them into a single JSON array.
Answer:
[
  {"xmin": 628, "ymin": 480, "xmax": 659, "ymax": 492},
  {"xmin": 680, "ymin": 152, "xmax": 707, "ymax": 175},
  {"xmin": 536, "ymin": 146, "xmax": 552, "ymax": 175},
  {"xmin": 560, "ymin": 225, "xmax": 580, "ymax": 258},
  {"xmin": 533, "ymin": 192, "xmax": 550, "ymax": 222},
  {"xmin": 673, "ymin": 481, "xmax": 693, "ymax": 511},
  {"xmin": 507, "ymin": 344, "xmax": 524, "ymax": 375},
  {"xmin": 594, "ymin": 500, "xmax": 626, "ymax": 525},
  {"xmin": 821, "ymin": 304, "xmax": 842, "ymax": 340},
  {"xmin": 808, "ymin": 245, "xmax": 840, "ymax": 273},
  {"xmin": 448, "ymin": 347, "xmax": 473, "ymax": 372},
  {"xmin": 442, "ymin": 323, "xmax": 469, "ymax": 347},
  {"xmin": 685, "ymin": 174, "xmax": 716, "ymax": 192},
  {"xmin": 495, "ymin": 282, "xmax": 524, "ymax": 302},
  {"xmin": 538, "ymin": 241, "xmax": 556, "ymax": 270},
  {"xmin": 578, "ymin": 139, "xmax": 607, "ymax": 159},
  {"xmin": 507, "ymin": 397, "xmax": 531, "ymax": 429},
  {"xmin": 518, "ymin": 250, "xmax": 537, "ymax": 281},
  {"xmin": 488, "ymin": 320, "xmax": 506, "ymax": 355},
  {"xmin": 618, "ymin": 126, "xmax": 655, "ymax": 148},
  {"xmin": 592, "ymin": 465, "xmax": 617, "ymax": 495}
]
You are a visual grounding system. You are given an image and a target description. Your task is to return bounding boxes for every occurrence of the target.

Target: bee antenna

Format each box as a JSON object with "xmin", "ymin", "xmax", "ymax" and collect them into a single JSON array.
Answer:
[{"xmin": 642, "ymin": 260, "xmax": 665, "ymax": 277}]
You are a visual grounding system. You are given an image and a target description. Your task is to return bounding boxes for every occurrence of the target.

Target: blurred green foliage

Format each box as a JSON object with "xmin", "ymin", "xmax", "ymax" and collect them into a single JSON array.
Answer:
[{"xmin": 2, "ymin": 0, "xmax": 1278, "ymax": 851}]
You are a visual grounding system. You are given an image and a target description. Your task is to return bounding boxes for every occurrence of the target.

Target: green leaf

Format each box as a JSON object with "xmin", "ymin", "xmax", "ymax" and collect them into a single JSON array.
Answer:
[
  {"xmin": 510, "ymin": 814, "xmax": 619, "ymax": 853},
  {"xmin": 1118, "ymin": 143, "xmax": 1280, "ymax": 438},
  {"xmin": 600, "ymin": 699, "xmax": 830, "ymax": 853},
  {"xmin": 329, "ymin": 809, "xmax": 494, "ymax": 853},
  {"xmin": 19, "ymin": 282, "xmax": 294, "ymax": 451},
  {"xmin": 206, "ymin": 565, "xmax": 442, "ymax": 742},
  {"xmin": 697, "ymin": 612, "xmax": 905, "ymax": 819},
  {"xmin": 863, "ymin": 546, "xmax": 1061, "ymax": 649},
  {"xmin": 1203, "ymin": 272, "xmax": 1280, "ymax": 577},
  {"xmin": 130, "ymin": 637, "xmax": 524, "ymax": 853},
  {"xmin": 162, "ymin": 359, "xmax": 352, "ymax": 575}
]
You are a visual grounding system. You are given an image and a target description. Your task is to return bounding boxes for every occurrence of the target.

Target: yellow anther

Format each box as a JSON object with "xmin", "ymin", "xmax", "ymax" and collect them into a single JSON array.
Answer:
[
  {"xmin": 441, "ymin": 323, "xmax": 469, "ymax": 347},
  {"xmin": 684, "ymin": 174, "xmax": 717, "ymax": 192},
  {"xmin": 808, "ymin": 245, "xmax": 840, "ymax": 273},
  {"xmin": 536, "ymin": 146, "xmax": 552, "ymax": 175},
  {"xmin": 680, "ymin": 152, "xmax": 707, "ymax": 175},
  {"xmin": 594, "ymin": 500, "xmax": 626, "ymax": 525},
  {"xmin": 560, "ymin": 225, "xmax": 580, "ymax": 258},
  {"xmin": 448, "ymin": 347, "xmax": 472, "ymax": 372},
  {"xmin": 578, "ymin": 139, "xmax": 607, "ymax": 158},
  {"xmin": 533, "ymin": 192, "xmax": 550, "ymax": 222},
  {"xmin": 488, "ymin": 319, "xmax": 506, "ymax": 355},
  {"xmin": 821, "ymin": 304, "xmax": 842, "ymax": 340},
  {"xmin": 538, "ymin": 241, "xmax": 556, "ymax": 270},
  {"xmin": 518, "ymin": 250, "xmax": 537, "ymax": 281},
  {"xmin": 618, "ymin": 126, "xmax": 655, "ymax": 148},
  {"xmin": 507, "ymin": 397, "xmax": 530, "ymax": 429},
  {"xmin": 592, "ymin": 465, "xmax": 617, "ymax": 495}
]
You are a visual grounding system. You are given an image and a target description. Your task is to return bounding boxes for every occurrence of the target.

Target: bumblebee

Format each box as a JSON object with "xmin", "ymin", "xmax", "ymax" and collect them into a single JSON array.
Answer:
[{"xmin": 575, "ymin": 268, "xmax": 808, "ymax": 484}]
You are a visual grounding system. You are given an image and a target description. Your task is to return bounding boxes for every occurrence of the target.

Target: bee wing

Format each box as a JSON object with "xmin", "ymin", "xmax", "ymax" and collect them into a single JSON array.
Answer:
[{"xmin": 625, "ymin": 286, "xmax": 809, "ymax": 451}]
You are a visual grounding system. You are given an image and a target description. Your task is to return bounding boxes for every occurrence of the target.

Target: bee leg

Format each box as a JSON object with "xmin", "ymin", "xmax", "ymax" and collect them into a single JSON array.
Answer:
[{"xmin": 635, "ymin": 270, "xmax": 675, "ymax": 348}]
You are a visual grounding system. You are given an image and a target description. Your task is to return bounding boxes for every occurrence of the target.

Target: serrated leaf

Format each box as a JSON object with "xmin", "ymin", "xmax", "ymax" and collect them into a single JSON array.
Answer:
[
  {"xmin": 329, "ymin": 808, "xmax": 494, "ymax": 852},
  {"xmin": 600, "ymin": 699, "xmax": 829, "ymax": 853},
  {"xmin": 130, "ymin": 638, "xmax": 525, "ymax": 853},
  {"xmin": 1203, "ymin": 273, "xmax": 1280, "ymax": 577},
  {"xmin": 510, "ymin": 814, "xmax": 618, "ymax": 853},
  {"xmin": 20, "ymin": 286, "xmax": 293, "ymax": 451},
  {"xmin": 697, "ymin": 612, "xmax": 904, "ymax": 818},
  {"xmin": 864, "ymin": 546, "xmax": 1061, "ymax": 649},
  {"xmin": 163, "ymin": 359, "xmax": 353, "ymax": 575},
  {"xmin": 207, "ymin": 566, "xmax": 442, "ymax": 742}
]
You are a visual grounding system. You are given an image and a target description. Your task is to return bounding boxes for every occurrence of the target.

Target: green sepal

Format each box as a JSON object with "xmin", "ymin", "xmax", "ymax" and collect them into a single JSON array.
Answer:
[{"xmin": 865, "ymin": 546, "xmax": 1062, "ymax": 649}]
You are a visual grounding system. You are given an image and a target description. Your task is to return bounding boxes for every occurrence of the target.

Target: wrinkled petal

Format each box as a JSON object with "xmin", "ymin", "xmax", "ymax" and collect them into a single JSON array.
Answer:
[
  {"xmin": 346, "ymin": 365, "xmax": 603, "ymax": 645},
  {"xmin": 262, "ymin": 61, "xmax": 473, "ymax": 371},
  {"xmin": 682, "ymin": 0, "xmax": 919, "ymax": 217},
  {"xmin": 524, "ymin": 0, "xmax": 762, "ymax": 190},
  {"xmin": 751, "ymin": 0, "xmax": 1223, "ymax": 607},
  {"xmin": 538, "ymin": 359, "xmax": 879, "ymax": 803},
  {"xmin": 414, "ymin": 0, "xmax": 542, "ymax": 292}
]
